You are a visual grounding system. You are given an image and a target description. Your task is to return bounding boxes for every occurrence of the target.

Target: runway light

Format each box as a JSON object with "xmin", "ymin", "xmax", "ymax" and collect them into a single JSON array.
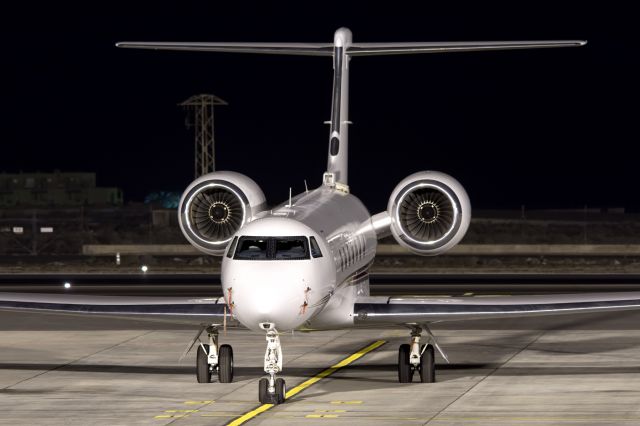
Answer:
[
  {"xmin": 63, "ymin": 282, "xmax": 71, "ymax": 289},
  {"xmin": 141, "ymin": 265, "xmax": 149, "ymax": 273}
]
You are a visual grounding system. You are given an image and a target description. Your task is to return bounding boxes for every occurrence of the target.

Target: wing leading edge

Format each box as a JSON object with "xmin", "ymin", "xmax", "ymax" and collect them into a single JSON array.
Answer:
[
  {"xmin": 0, "ymin": 293, "xmax": 232, "ymax": 326},
  {"xmin": 354, "ymin": 292, "xmax": 640, "ymax": 325}
]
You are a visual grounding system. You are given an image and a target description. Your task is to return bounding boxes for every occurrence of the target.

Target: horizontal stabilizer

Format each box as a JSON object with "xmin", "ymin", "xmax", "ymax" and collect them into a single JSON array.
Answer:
[
  {"xmin": 347, "ymin": 40, "xmax": 587, "ymax": 56},
  {"xmin": 116, "ymin": 42, "xmax": 334, "ymax": 56},
  {"xmin": 117, "ymin": 40, "xmax": 586, "ymax": 57}
]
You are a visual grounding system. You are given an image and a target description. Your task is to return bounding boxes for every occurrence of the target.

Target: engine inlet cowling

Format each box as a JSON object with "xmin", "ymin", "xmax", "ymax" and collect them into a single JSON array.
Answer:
[
  {"xmin": 388, "ymin": 171, "xmax": 470, "ymax": 256},
  {"xmin": 179, "ymin": 171, "xmax": 266, "ymax": 256},
  {"xmin": 188, "ymin": 185, "xmax": 244, "ymax": 242}
]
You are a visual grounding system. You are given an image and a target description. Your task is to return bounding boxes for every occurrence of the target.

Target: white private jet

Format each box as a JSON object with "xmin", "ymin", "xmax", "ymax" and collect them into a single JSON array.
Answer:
[{"xmin": 3, "ymin": 28, "xmax": 639, "ymax": 405}]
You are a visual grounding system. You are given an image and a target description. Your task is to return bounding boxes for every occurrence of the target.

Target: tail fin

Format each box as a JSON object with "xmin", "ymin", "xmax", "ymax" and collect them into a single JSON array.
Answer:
[{"xmin": 118, "ymin": 30, "xmax": 586, "ymax": 188}]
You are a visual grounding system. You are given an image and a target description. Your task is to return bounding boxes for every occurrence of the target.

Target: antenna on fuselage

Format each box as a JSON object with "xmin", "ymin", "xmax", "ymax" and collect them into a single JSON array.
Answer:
[
  {"xmin": 286, "ymin": 187, "xmax": 292, "ymax": 207},
  {"xmin": 304, "ymin": 180, "xmax": 309, "ymax": 194}
]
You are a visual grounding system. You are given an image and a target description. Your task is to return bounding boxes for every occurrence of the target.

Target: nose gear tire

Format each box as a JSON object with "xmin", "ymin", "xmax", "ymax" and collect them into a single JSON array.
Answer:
[
  {"xmin": 258, "ymin": 378, "xmax": 270, "ymax": 404},
  {"xmin": 275, "ymin": 378, "xmax": 286, "ymax": 404}
]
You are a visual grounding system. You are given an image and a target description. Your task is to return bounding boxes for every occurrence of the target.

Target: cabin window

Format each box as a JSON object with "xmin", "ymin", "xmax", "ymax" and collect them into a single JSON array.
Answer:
[{"xmin": 309, "ymin": 236, "xmax": 323, "ymax": 258}]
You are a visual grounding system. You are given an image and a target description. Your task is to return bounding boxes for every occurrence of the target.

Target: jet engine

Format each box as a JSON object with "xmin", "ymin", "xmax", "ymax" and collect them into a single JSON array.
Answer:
[
  {"xmin": 387, "ymin": 171, "xmax": 470, "ymax": 256},
  {"xmin": 178, "ymin": 171, "xmax": 267, "ymax": 256}
]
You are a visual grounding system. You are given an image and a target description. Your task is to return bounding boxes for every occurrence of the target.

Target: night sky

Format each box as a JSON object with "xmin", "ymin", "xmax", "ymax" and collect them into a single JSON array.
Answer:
[{"xmin": 2, "ymin": 3, "xmax": 638, "ymax": 213}]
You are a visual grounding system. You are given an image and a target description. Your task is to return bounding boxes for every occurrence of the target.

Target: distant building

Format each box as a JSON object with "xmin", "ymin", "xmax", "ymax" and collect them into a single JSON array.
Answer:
[
  {"xmin": 0, "ymin": 171, "xmax": 123, "ymax": 207},
  {"xmin": 144, "ymin": 191, "xmax": 181, "ymax": 209}
]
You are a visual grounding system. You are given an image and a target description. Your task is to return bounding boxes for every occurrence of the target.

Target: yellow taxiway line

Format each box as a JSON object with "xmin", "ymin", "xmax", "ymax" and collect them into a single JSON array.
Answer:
[{"xmin": 227, "ymin": 340, "xmax": 386, "ymax": 426}]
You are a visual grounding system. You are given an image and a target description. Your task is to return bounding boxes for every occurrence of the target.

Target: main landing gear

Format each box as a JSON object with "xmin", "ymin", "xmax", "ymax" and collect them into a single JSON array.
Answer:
[
  {"xmin": 258, "ymin": 323, "xmax": 286, "ymax": 404},
  {"xmin": 398, "ymin": 325, "xmax": 445, "ymax": 383},
  {"xmin": 196, "ymin": 326, "xmax": 234, "ymax": 383}
]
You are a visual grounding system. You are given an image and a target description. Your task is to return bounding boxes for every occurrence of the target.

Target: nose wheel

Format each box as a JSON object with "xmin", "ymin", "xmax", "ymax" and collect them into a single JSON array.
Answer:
[
  {"xmin": 259, "ymin": 377, "xmax": 286, "ymax": 404},
  {"xmin": 258, "ymin": 323, "xmax": 286, "ymax": 404},
  {"xmin": 195, "ymin": 326, "xmax": 234, "ymax": 383}
]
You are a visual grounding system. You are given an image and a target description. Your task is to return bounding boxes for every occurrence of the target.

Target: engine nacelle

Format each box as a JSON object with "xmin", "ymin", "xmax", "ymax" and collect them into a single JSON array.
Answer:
[
  {"xmin": 387, "ymin": 171, "xmax": 470, "ymax": 256},
  {"xmin": 178, "ymin": 171, "xmax": 267, "ymax": 256}
]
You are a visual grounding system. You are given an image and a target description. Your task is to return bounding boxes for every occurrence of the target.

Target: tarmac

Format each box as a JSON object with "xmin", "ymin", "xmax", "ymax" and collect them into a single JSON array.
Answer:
[{"xmin": 1, "ymin": 285, "xmax": 640, "ymax": 425}]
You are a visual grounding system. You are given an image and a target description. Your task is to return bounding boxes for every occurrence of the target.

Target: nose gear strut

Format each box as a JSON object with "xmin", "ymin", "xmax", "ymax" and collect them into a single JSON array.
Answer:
[{"xmin": 258, "ymin": 323, "xmax": 286, "ymax": 404}]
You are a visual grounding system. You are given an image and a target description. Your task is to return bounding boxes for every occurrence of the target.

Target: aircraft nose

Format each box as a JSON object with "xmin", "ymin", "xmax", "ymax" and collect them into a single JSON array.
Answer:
[
  {"xmin": 251, "ymin": 285, "xmax": 286, "ymax": 315},
  {"xmin": 225, "ymin": 265, "xmax": 312, "ymax": 332}
]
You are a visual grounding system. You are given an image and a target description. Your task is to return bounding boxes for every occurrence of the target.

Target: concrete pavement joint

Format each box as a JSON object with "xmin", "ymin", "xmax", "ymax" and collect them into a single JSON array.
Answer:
[
  {"xmin": 1, "ymin": 329, "xmax": 155, "ymax": 391},
  {"xmin": 423, "ymin": 330, "xmax": 548, "ymax": 425}
]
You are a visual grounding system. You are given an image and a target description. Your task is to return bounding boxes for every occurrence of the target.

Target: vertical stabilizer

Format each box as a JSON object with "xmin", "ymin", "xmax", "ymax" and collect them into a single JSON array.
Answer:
[{"xmin": 324, "ymin": 28, "xmax": 352, "ymax": 188}]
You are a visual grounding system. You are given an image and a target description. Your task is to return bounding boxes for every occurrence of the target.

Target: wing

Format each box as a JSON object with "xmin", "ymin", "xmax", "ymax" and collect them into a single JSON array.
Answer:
[
  {"xmin": 353, "ymin": 292, "xmax": 640, "ymax": 325},
  {"xmin": 0, "ymin": 293, "xmax": 234, "ymax": 326}
]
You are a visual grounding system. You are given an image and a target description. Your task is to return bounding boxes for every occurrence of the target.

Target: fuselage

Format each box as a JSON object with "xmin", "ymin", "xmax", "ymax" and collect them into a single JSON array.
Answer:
[{"xmin": 221, "ymin": 186, "xmax": 377, "ymax": 332}]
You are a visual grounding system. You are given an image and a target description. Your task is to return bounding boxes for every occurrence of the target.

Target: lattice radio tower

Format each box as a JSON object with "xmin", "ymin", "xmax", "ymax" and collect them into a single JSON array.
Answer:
[{"xmin": 180, "ymin": 94, "xmax": 228, "ymax": 178}]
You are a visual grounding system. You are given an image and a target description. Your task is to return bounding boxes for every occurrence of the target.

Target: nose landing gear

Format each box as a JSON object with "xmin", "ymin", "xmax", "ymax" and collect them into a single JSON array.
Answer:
[
  {"xmin": 195, "ymin": 326, "xmax": 234, "ymax": 383},
  {"xmin": 259, "ymin": 323, "xmax": 286, "ymax": 404}
]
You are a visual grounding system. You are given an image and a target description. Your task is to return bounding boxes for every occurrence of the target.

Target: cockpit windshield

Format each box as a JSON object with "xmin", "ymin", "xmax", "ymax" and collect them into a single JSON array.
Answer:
[
  {"xmin": 234, "ymin": 236, "xmax": 310, "ymax": 260},
  {"xmin": 235, "ymin": 238, "xmax": 269, "ymax": 260},
  {"xmin": 274, "ymin": 238, "xmax": 307, "ymax": 260}
]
